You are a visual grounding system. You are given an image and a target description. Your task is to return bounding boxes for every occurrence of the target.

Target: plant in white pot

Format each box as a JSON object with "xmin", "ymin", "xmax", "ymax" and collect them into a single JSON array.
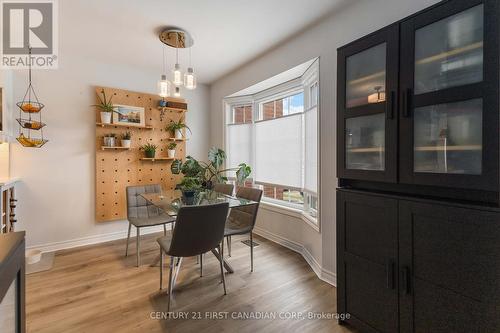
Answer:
[
  {"xmin": 121, "ymin": 131, "xmax": 132, "ymax": 148},
  {"xmin": 165, "ymin": 119, "xmax": 191, "ymax": 140},
  {"xmin": 93, "ymin": 89, "xmax": 114, "ymax": 124},
  {"xmin": 103, "ymin": 133, "xmax": 117, "ymax": 147},
  {"xmin": 167, "ymin": 142, "xmax": 177, "ymax": 158}
]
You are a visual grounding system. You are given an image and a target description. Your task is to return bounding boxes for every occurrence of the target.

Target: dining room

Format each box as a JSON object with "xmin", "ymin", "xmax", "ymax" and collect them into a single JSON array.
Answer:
[{"xmin": 2, "ymin": 0, "xmax": 500, "ymax": 332}]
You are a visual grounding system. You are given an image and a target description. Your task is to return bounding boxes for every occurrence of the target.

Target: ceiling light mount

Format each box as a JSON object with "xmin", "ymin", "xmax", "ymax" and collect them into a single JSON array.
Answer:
[{"xmin": 159, "ymin": 28, "xmax": 194, "ymax": 48}]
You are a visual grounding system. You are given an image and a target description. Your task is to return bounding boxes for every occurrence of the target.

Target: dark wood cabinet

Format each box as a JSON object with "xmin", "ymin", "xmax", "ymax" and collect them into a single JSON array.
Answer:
[
  {"xmin": 337, "ymin": 189, "xmax": 500, "ymax": 333},
  {"xmin": 337, "ymin": 0, "xmax": 500, "ymax": 200}
]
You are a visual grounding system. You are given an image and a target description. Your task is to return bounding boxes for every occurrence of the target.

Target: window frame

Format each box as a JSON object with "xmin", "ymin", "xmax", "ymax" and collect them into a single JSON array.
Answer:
[{"xmin": 223, "ymin": 59, "xmax": 320, "ymax": 231}]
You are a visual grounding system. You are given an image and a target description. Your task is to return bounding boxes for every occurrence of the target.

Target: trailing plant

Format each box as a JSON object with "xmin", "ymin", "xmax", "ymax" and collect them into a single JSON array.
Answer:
[
  {"xmin": 122, "ymin": 131, "xmax": 132, "ymax": 140},
  {"xmin": 171, "ymin": 147, "xmax": 252, "ymax": 188},
  {"xmin": 177, "ymin": 176, "xmax": 202, "ymax": 191},
  {"xmin": 167, "ymin": 142, "xmax": 177, "ymax": 150},
  {"xmin": 165, "ymin": 119, "xmax": 191, "ymax": 135},
  {"xmin": 93, "ymin": 89, "xmax": 114, "ymax": 113}
]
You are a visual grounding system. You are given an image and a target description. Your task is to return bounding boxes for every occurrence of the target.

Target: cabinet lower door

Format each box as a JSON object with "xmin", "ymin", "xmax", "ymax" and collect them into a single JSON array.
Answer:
[
  {"xmin": 399, "ymin": 201, "xmax": 500, "ymax": 333},
  {"xmin": 337, "ymin": 191, "xmax": 399, "ymax": 333}
]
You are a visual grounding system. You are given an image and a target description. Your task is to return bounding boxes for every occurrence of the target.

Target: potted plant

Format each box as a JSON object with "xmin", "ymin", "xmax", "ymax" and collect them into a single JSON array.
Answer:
[
  {"xmin": 121, "ymin": 131, "xmax": 132, "ymax": 148},
  {"xmin": 103, "ymin": 133, "xmax": 117, "ymax": 147},
  {"xmin": 140, "ymin": 143, "xmax": 158, "ymax": 158},
  {"xmin": 165, "ymin": 119, "xmax": 191, "ymax": 140},
  {"xmin": 177, "ymin": 176, "xmax": 201, "ymax": 204},
  {"xmin": 167, "ymin": 142, "xmax": 177, "ymax": 158},
  {"xmin": 171, "ymin": 147, "xmax": 252, "ymax": 189},
  {"xmin": 93, "ymin": 89, "xmax": 114, "ymax": 124}
]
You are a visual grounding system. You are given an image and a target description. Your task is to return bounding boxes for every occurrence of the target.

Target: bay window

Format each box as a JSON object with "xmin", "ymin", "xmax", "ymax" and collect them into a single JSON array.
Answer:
[{"xmin": 225, "ymin": 59, "xmax": 319, "ymax": 225}]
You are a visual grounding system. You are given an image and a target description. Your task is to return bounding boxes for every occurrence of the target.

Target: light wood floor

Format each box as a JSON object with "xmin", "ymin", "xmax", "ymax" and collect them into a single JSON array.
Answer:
[{"xmin": 26, "ymin": 233, "xmax": 355, "ymax": 333}]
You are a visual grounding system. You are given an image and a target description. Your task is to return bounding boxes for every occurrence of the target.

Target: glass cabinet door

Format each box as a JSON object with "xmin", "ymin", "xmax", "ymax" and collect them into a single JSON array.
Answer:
[
  {"xmin": 414, "ymin": 5, "xmax": 483, "ymax": 94},
  {"xmin": 346, "ymin": 43, "xmax": 387, "ymax": 108},
  {"xmin": 346, "ymin": 114, "xmax": 385, "ymax": 171}
]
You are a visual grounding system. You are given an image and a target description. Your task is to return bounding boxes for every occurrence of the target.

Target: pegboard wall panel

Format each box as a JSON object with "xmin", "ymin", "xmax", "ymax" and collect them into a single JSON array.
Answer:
[{"xmin": 95, "ymin": 86, "xmax": 186, "ymax": 222}]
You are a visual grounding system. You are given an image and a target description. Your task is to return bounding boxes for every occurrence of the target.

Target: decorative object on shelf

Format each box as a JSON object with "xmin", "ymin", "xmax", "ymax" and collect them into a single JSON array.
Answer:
[
  {"xmin": 165, "ymin": 119, "xmax": 191, "ymax": 139},
  {"xmin": 16, "ymin": 48, "xmax": 48, "ymax": 148},
  {"xmin": 166, "ymin": 101, "xmax": 187, "ymax": 110},
  {"xmin": 112, "ymin": 104, "xmax": 145, "ymax": 127},
  {"xmin": 167, "ymin": 142, "xmax": 177, "ymax": 158},
  {"xmin": 121, "ymin": 131, "xmax": 132, "ymax": 148},
  {"xmin": 367, "ymin": 85, "xmax": 386, "ymax": 104},
  {"xmin": 140, "ymin": 143, "xmax": 158, "ymax": 158},
  {"xmin": 171, "ymin": 147, "xmax": 251, "ymax": 190},
  {"xmin": 103, "ymin": 133, "xmax": 117, "ymax": 147},
  {"xmin": 93, "ymin": 89, "xmax": 114, "ymax": 124},
  {"xmin": 158, "ymin": 27, "xmax": 197, "ymax": 96}
]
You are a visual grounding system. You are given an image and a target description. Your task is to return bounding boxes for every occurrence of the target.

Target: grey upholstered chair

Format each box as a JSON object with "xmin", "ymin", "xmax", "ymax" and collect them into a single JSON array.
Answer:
[
  {"xmin": 213, "ymin": 183, "xmax": 234, "ymax": 196},
  {"xmin": 224, "ymin": 187, "xmax": 263, "ymax": 271},
  {"xmin": 157, "ymin": 202, "xmax": 230, "ymax": 312},
  {"xmin": 126, "ymin": 184, "xmax": 175, "ymax": 266}
]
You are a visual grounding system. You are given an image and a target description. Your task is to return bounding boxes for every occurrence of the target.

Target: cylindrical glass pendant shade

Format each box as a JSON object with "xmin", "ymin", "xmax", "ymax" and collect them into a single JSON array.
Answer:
[
  {"xmin": 173, "ymin": 63, "xmax": 183, "ymax": 86},
  {"xmin": 158, "ymin": 74, "xmax": 171, "ymax": 98},
  {"xmin": 184, "ymin": 67, "xmax": 197, "ymax": 90}
]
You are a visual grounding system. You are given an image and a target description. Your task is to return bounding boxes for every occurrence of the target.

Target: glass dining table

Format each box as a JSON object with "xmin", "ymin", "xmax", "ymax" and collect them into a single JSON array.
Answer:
[{"xmin": 140, "ymin": 189, "xmax": 258, "ymax": 274}]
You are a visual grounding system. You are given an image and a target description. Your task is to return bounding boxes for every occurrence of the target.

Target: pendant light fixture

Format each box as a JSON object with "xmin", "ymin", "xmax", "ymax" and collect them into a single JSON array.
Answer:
[
  {"xmin": 158, "ymin": 45, "xmax": 171, "ymax": 98},
  {"xmin": 184, "ymin": 47, "xmax": 197, "ymax": 90},
  {"xmin": 159, "ymin": 28, "xmax": 196, "ymax": 96}
]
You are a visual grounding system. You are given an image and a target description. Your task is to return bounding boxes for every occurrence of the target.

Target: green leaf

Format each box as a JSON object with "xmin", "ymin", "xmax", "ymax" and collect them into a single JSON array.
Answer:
[
  {"xmin": 236, "ymin": 163, "xmax": 251, "ymax": 184},
  {"xmin": 208, "ymin": 147, "xmax": 226, "ymax": 169},
  {"xmin": 171, "ymin": 159, "xmax": 183, "ymax": 174}
]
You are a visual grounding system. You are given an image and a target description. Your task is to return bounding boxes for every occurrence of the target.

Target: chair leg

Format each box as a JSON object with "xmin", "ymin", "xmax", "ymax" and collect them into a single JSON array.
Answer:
[
  {"xmin": 200, "ymin": 253, "xmax": 203, "ymax": 277},
  {"xmin": 227, "ymin": 236, "xmax": 232, "ymax": 257},
  {"xmin": 167, "ymin": 256, "xmax": 175, "ymax": 312},
  {"xmin": 219, "ymin": 245, "xmax": 227, "ymax": 295},
  {"xmin": 125, "ymin": 223, "xmax": 132, "ymax": 257},
  {"xmin": 163, "ymin": 224, "xmax": 167, "ymax": 236},
  {"xmin": 136, "ymin": 227, "xmax": 141, "ymax": 267},
  {"xmin": 250, "ymin": 232, "xmax": 254, "ymax": 272},
  {"xmin": 159, "ymin": 249, "xmax": 164, "ymax": 290},
  {"xmin": 172, "ymin": 258, "xmax": 183, "ymax": 289}
]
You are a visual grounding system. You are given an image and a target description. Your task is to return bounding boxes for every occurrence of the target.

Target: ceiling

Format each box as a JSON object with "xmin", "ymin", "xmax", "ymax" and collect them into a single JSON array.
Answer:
[{"xmin": 62, "ymin": 0, "xmax": 349, "ymax": 84}]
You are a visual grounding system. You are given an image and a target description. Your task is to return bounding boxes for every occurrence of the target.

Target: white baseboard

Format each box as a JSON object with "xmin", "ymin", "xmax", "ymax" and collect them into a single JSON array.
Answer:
[
  {"xmin": 26, "ymin": 225, "xmax": 169, "ymax": 253},
  {"xmin": 253, "ymin": 226, "xmax": 336, "ymax": 286}
]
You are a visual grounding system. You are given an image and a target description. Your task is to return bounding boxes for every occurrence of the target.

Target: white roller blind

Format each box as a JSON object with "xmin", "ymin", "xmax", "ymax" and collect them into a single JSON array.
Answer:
[
  {"xmin": 227, "ymin": 124, "xmax": 252, "ymax": 177},
  {"xmin": 304, "ymin": 107, "xmax": 317, "ymax": 194},
  {"xmin": 255, "ymin": 114, "xmax": 302, "ymax": 189}
]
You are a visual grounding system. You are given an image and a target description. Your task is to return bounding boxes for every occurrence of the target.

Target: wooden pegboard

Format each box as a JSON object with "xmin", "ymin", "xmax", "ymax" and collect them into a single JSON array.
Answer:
[{"xmin": 95, "ymin": 86, "xmax": 186, "ymax": 222}]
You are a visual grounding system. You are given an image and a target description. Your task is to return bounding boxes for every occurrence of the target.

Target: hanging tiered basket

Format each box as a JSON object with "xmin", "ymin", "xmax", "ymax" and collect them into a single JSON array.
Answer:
[{"xmin": 16, "ymin": 48, "xmax": 48, "ymax": 148}]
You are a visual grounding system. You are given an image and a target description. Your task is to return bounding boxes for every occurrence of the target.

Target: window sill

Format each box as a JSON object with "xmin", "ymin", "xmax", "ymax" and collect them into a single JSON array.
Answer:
[{"xmin": 259, "ymin": 201, "xmax": 320, "ymax": 233}]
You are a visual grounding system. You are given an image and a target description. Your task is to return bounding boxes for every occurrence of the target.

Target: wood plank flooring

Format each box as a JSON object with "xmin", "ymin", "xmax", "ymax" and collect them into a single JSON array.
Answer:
[{"xmin": 26, "ymin": 233, "xmax": 356, "ymax": 333}]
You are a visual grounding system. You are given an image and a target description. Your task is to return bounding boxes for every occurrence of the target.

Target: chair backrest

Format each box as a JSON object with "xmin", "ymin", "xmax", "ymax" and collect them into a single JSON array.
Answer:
[
  {"xmin": 228, "ymin": 187, "xmax": 263, "ymax": 232},
  {"xmin": 168, "ymin": 202, "xmax": 229, "ymax": 257},
  {"xmin": 213, "ymin": 183, "xmax": 234, "ymax": 196},
  {"xmin": 126, "ymin": 184, "xmax": 162, "ymax": 219}
]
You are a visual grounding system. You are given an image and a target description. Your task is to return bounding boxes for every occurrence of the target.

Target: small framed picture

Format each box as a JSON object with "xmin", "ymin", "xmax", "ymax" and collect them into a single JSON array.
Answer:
[{"xmin": 112, "ymin": 104, "xmax": 145, "ymax": 127}]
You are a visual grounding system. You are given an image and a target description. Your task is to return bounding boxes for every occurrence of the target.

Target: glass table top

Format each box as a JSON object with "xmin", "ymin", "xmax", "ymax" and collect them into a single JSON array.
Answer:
[{"xmin": 140, "ymin": 190, "xmax": 257, "ymax": 216}]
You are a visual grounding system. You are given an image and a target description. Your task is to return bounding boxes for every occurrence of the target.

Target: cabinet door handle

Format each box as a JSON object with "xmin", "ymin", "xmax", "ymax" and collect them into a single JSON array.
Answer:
[
  {"xmin": 401, "ymin": 266, "xmax": 411, "ymax": 295},
  {"xmin": 386, "ymin": 91, "xmax": 395, "ymax": 120},
  {"xmin": 386, "ymin": 259, "xmax": 395, "ymax": 289},
  {"xmin": 402, "ymin": 88, "xmax": 412, "ymax": 118}
]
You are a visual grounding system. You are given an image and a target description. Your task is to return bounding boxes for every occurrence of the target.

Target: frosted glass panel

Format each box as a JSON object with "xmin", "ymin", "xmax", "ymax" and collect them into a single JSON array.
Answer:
[
  {"xmin": 414, "ymin": 99, "xmax": 482, "ymax": 174},
  {"xmin": 415, "ymin": 5, "xmax": 483, "ymax": 94},
  {"xmin": 346, "ymin": 113, "xmax": 385, "ymax": 171},
  {"xmin": 255, "ymin": 114, "xmax": 302, "ymax": 188},
  {"xmin": 346, "ymin": 43, "xmax": 386, "ymax": 108},
  {"xmin": 304, "ymin": 107, "xmax": 317, "ymax": 194},
  {"xmin": 227, "ymin": 123, "xmax": 251, "ymax": 177}
]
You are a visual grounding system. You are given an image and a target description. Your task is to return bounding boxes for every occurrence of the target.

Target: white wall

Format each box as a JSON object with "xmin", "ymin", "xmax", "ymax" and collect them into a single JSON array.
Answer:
[
  {"xmin": 10, "ymin": 2, "xmax": 210, "ymax": 248},
  {"xmin": 210, "ymin": 0, "xmax": 440, "ymax": 282}
]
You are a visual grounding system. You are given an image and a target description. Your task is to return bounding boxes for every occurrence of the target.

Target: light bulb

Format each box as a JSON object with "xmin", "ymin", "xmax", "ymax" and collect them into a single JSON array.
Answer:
[
  {"xmin": 184, "ymin": 67, "xmax": 197, "ymax": 90},
  {"xmin": 157, "ymin": 74, "xmax": 171, "ymax": 98},
  {"xmin": 173, "ymin": 63, "xmax": 183, "ymax": 86},
  {"xmin": 174, "ymin": 86, "xmax": 181, "ymax": 97}
]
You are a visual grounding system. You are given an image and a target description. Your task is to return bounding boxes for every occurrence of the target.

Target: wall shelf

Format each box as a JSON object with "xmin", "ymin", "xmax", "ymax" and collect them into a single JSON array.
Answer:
[
  {"xmin": 348, "ymin": 147, "xmax": 385, "ymax": 153},
  {"xmin": 101, "ymin": 146, "xmax": 131, "ymax": 151},
  {"xmin": 157, "ymin": 106, "xmax": 187, "ymax": 113},
  {"xmin": 167, "ymin": 138, "xmax": 187, "ymax": 142},
  {"xmin": 96, "ymin": 123, "xmax": 153, "ymax": 130},
  {"xmin": 415, "ymin": 145, "xmax": 482, "ymax": 152},
  {"xmin": 139, "ymin": 157, "xmax": 174, "ymax": 162}
]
